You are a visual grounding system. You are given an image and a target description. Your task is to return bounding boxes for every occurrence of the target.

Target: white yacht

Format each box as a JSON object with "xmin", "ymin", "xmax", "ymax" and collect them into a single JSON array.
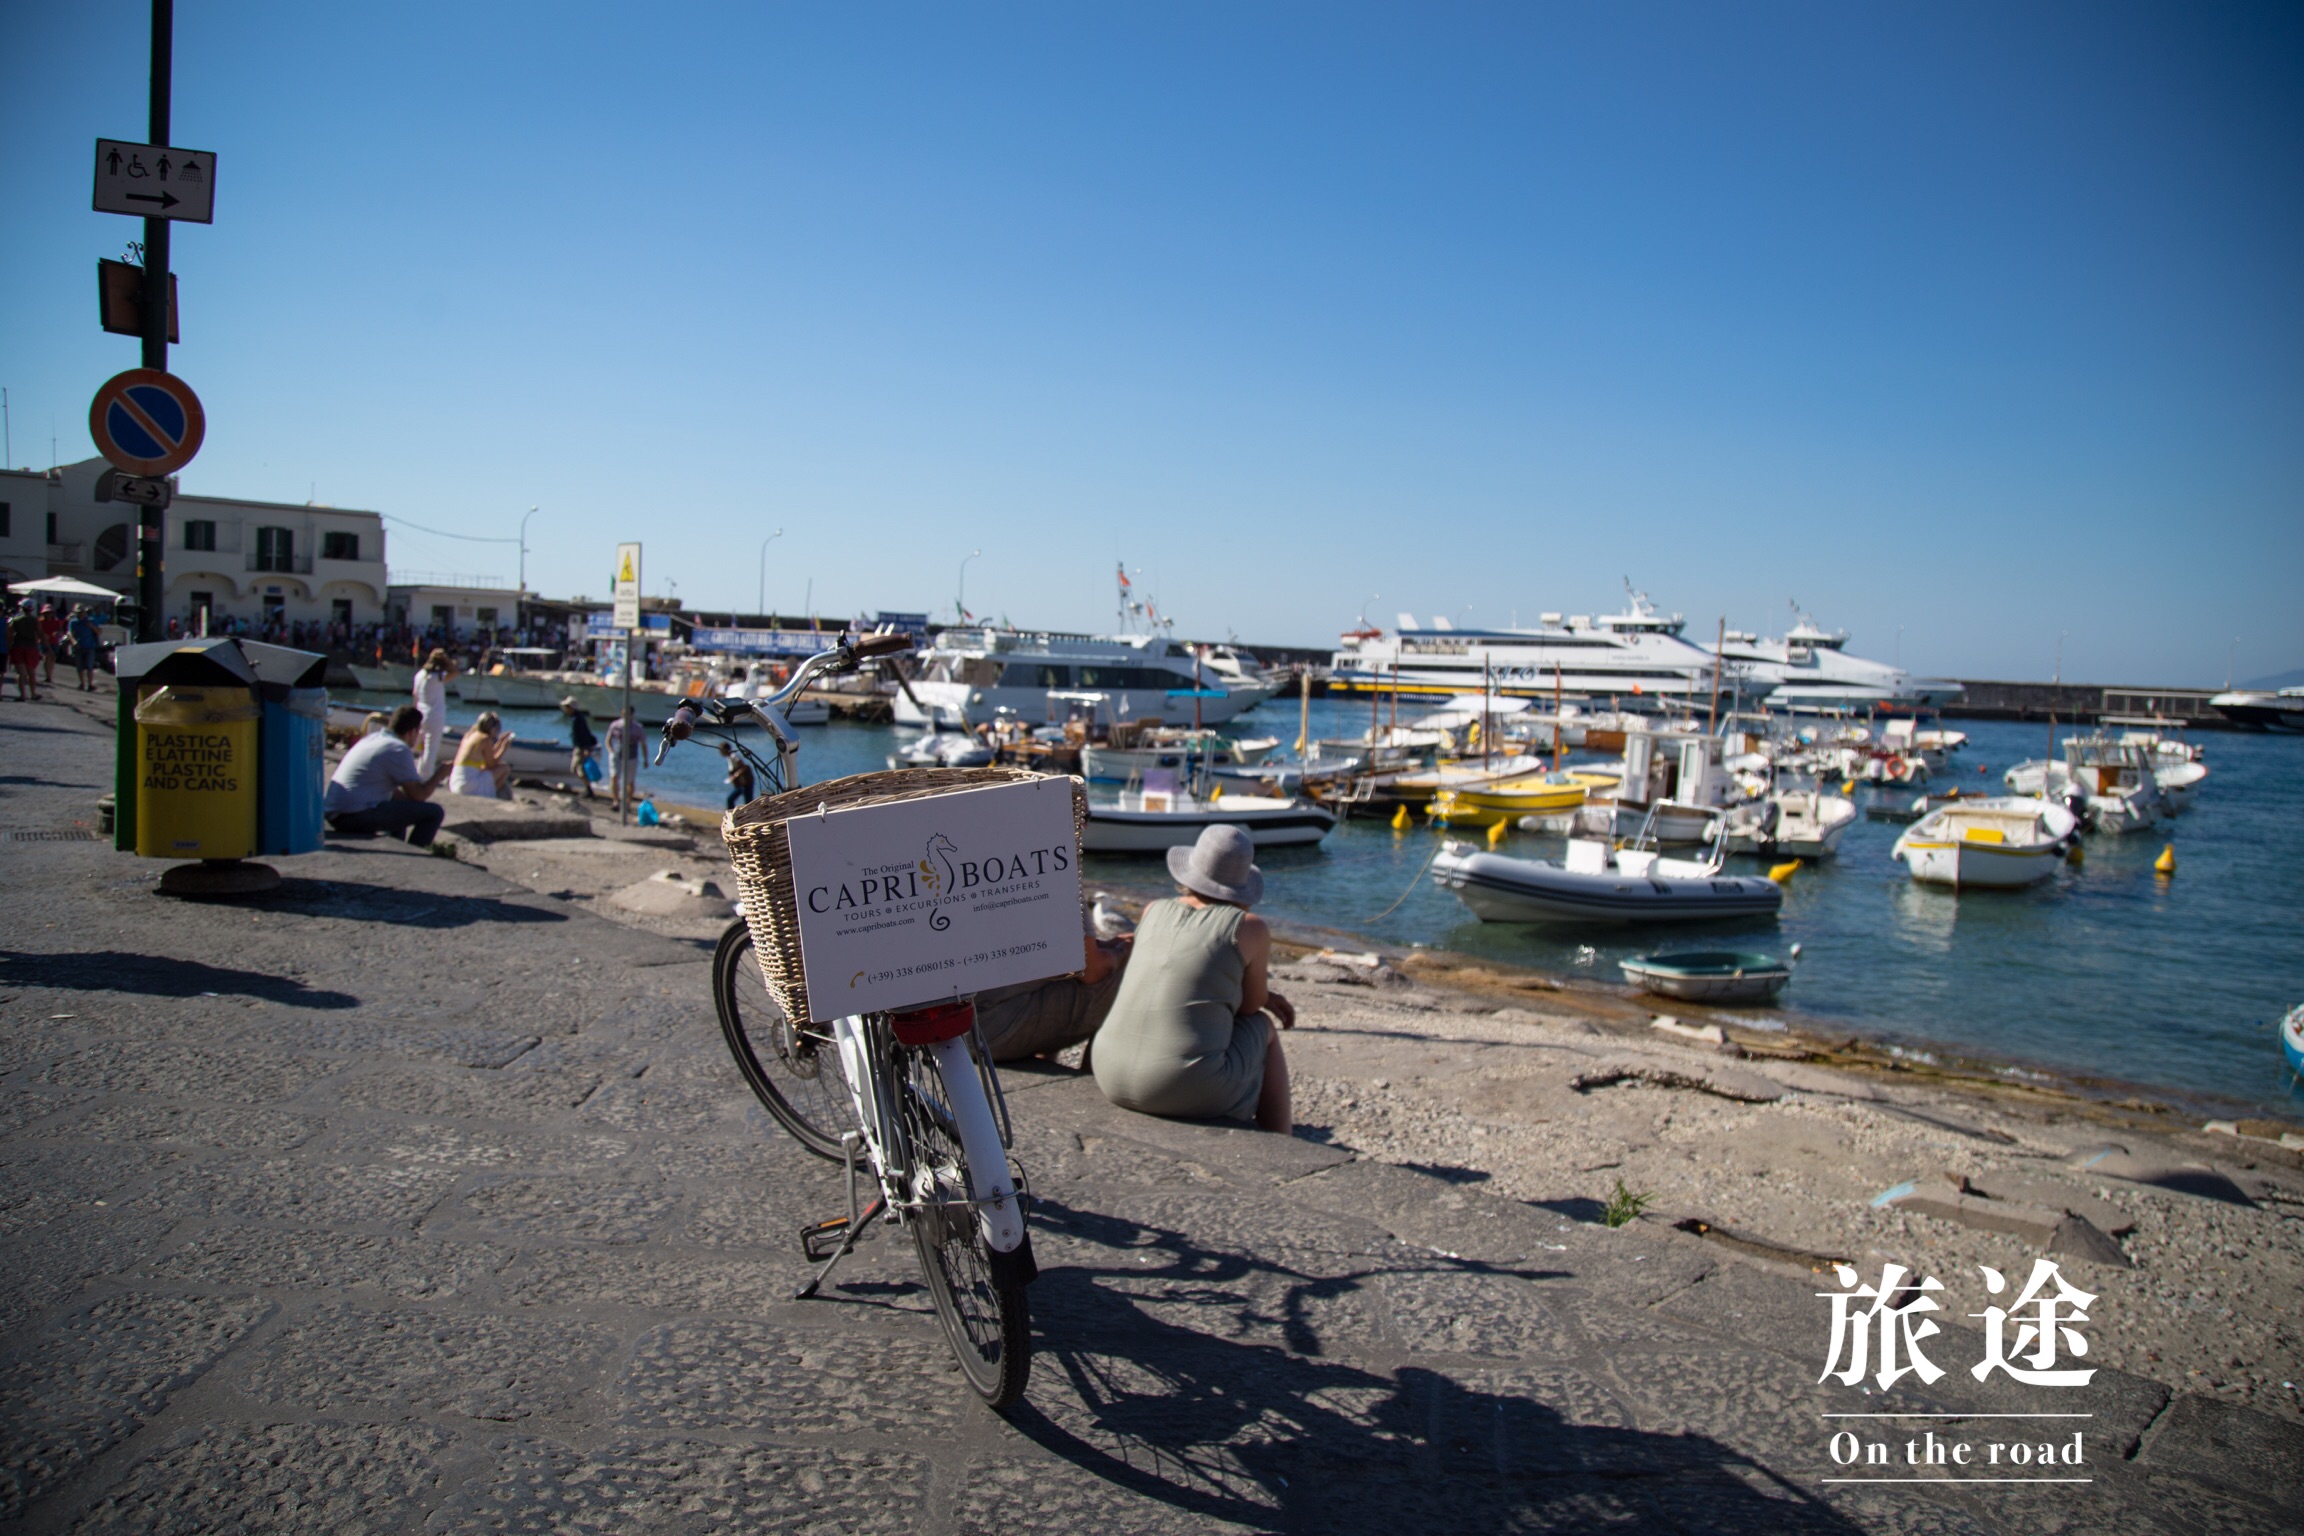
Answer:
[
  {"xmin": 891, "ymin": 628, "xmax": 1266, "ymax": 729},
  {"xmin": 1711, "ymin": 602, "xmax": 1962, "ymax": 711},
  {"xmin": 1329, "ymin": 587, "xmax": 1745, "ymax": 705}
]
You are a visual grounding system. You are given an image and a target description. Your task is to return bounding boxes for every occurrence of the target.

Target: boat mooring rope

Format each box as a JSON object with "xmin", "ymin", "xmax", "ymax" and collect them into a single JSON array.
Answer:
[{"xmin": 1364, "ymin": 835, "xmax": 1449, "ymax": 924}]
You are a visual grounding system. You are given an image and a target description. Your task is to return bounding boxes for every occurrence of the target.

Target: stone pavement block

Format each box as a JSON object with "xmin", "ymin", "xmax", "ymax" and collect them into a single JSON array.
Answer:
[
  {"xmin": 456, "ymin": 1175, "xmax": 682, "ymax": 1244},
  {"xmin": 0, "ymin": 1083, "xmax": 94, "ymax": 1134},
  {"xmin": 1608, "ymin": 1346, "xmax": 1840, "ymax": 1470},
  {"xmin": 1293, "ymin": 1158, "xmax": 1570, "ymax": 1263},
  {"xmin": 48, "ymin": 1098, "xmax": 323, "ymax": 1151},
  {"xmin": 332, "ymin": 1064, "xmax": 602, "ymax": 1122},
  {"xmin": 682, "ymin": 1176, "xmax": 857, "ymax": 1249},
  {"xmin": 0, "ymin": 1291, "xmax": 271, "ymax": 1519},
  {"xmin": 239, "ymin": 1304, "xmax": 619, "ymax": 1421},
  {"xmin": 0, "ymin": 1143, "xmax": 176, "ymax": 1237},
  {"xmin": 611, "ymin": 1318, "xmax": 970, "ymax": 1435},
  {"xmin": 0, "ymin": 1207, "xmax": 176, "ymax": 1336},
  {"xmin": 428, "ymin": 1437, "xmax": 932, "ymax": 1535},
  {"xmin": 1039, "ymin": 1186, "xmax": 1394, "ymax": 1262},
  {"xmin": 144, "ymin": 1157, "xmax": 458, "ymax": 1228},
  {"xmin": 1378, "ymin": 1265, "xmax": 1579, "ymax": 1358},
  {"xmin": 277, "ymin": 1016, "xmax": 545, "ymax": 1067},
  {"xmin": 39, "ymin": 1040, "xmax": 337, "ymax": 1103},
  {"xmin": 1437, "ymin": 1365, "xmax": 1640, "ymax": 1474},
  {"xmin": 143, "ymin": 1225, "xmax": 516, "ymax": 1300},
  {"xmin": 952, "ymin": 1453, "xmax": 1271, "ymax": 1536},
  {"xmin": 1048, "ymin": 1244, "xmax": 1394, "ymax": 1359},
  {"xmin": 500, "ymin": 1245, "xmax": 855, "ymax": 1315},
  {"xmin": 578, "ymin": 1074, "xmax": 745, "ymax": 1137},
  {"xmin": 67, "ymin": 1421, "xmax": 458, "ymax": 1536},
  {"xmin": 330, "ymin": 1119, "xmax": 635, "ymax": 1173},
  {"xmin": 2138, "ymin": 1393, "xmax": 2304, "ymax": 1511}
]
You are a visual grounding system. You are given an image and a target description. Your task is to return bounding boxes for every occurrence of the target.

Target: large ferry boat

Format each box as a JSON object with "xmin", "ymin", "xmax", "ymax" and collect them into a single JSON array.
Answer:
[
  {"xmin": 1713, "ymin": 605, "xmax": 1963, "ymax": 712},
  {"xmin": 891, "ymin": 628, "xmax": 1274, "ymax": 728},
  {"xmin": 1329, "ymin": 590, "xmax": 1738, "ymax": 703}
]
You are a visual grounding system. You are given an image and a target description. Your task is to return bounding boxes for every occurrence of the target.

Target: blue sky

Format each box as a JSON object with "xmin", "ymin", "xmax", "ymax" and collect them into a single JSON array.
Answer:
[{"xmin": 4, "ymin": 1, "xmax": 2298, "ymax": 684}]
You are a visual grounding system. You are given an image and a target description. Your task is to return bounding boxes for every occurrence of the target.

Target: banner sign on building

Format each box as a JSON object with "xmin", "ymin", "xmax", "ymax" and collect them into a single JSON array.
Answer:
[
  {"xmin": 782, "ymin": 776, "xmax": 1082, "ymax": 1019},
  {"xmin": 688, "ymin": 626, "xmax": 836, "ymax": 655},
  {"xmin": 874, "ymin": 611, "xmax": 931, "ymax": 635}
]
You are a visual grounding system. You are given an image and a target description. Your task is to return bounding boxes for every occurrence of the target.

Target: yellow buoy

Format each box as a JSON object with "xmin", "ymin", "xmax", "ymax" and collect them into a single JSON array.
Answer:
[
  {"xmin": 1486, "ymin": 818, "xmax": 1507, "ymax": 846},
  {"xmin": 1768, "ymin": 860, "xmax": 1801, "ymax": 884},
  {"xmin": 1209, "ymin": 782, "xmax": 1222, "ymax": 800},
  {"xmin": 1839, "ymin": 780, "xmax": 1855, "ymax": 796},
  {"xmin": 1391, "ymin": 804, "xmax": 1411, "ymax": 831},
  {"xmin": 2066, "ymin": 841, "xmax": 2084, "ymax": 867},
  {"xmin": 2154, "ymin": 843, "xmax": 2176, "ymax": 876}
]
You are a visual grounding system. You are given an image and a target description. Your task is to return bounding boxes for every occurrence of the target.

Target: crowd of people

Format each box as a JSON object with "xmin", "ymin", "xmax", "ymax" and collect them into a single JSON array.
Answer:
[{"xmin": 6, "ymin": 599, "xmax": 106, "ymax": 702}]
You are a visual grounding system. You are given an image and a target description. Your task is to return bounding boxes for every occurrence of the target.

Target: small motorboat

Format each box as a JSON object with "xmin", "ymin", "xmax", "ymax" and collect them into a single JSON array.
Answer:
[
  {"xmin": 2282, "ymin": 1003, "xmax": 2304, "ymax": 1081},
  {"xmin": 1082, "ymin": 787, "xmax": 1337, "ymax": 853},
  {"xmin": 1431, "ymin": 819, "xmax": 1784, "ymax": 926},
  {"xmin": 1079, "ymin": 730, "xmax": 1277, "ymax": 783},
  {"xmin": 2004, "ymin": 735, "xmax": 2167, "ymax": 834},
  {"xmin": 1891, "ymin": 796, "xmax": 2080, "ymax": 889},
  {"xmin": 1619, "ymin": 950, "xmax": 1791, "ymax": 1004},
  {"xmin": 1426, "ymin": 775, "xmax": 1589, "ymax": 829},
  {"xmin": 1720, "ymin": 789, "xmax": 1857, "ymax": 858},
  {"xmin": 887, "ymin": 731, "xmax": 994, "ymax": 769}
]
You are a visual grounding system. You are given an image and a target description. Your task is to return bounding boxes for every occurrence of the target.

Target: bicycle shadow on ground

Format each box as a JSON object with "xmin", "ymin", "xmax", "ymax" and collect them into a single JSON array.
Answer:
[
  {"xmin": 1010, "ymin": 1199, "xmax": 1861, "ymax": 1535},
  {"xmin": 0, "ymin": 949, "xmax": 360, "ymax": 1008}
]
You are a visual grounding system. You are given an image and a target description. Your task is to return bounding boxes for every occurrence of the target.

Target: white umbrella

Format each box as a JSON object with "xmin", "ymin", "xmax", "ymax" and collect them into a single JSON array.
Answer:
[{"xmin": 6, "ymin": 575, "xmax": 125, "ymax": 601}]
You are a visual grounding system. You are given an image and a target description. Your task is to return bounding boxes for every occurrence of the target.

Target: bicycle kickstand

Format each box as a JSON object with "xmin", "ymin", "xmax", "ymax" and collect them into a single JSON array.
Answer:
[{"xmin": 796, "ymin": 1132, "xmax": 883, "ymax": 1300}]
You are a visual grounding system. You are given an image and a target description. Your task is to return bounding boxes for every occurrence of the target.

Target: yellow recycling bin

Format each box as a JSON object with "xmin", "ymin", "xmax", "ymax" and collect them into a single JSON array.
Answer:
[{"xmin": 134, "ymin": 685, "xmax": 261, "ymax": 859}]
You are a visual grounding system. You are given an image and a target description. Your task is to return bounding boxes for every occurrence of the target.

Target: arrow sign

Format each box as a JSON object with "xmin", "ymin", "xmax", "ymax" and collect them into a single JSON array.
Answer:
[{"xmin": 92, "ymin": 139, "xmax": 215, "ymax": 224}]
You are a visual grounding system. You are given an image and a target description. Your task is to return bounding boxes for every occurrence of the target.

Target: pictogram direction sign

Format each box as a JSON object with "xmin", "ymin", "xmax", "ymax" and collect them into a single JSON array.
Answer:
[
  {"xmin": 93, "ymin": 139, "xmax": 217, "ymax": 223},
  {"xmin": 89, "ymin": 368, "xmax": 206, "ymax": 477}
]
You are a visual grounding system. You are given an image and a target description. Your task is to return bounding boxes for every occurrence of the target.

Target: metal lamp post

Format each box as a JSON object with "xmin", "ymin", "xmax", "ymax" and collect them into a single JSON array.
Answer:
[
  {"xmin": 958, "ymin": 548, "xmax": 981, "ymax": 623},
  {"xmin": 517, "ymin": 505, "xmax": 538, "ymax": 636},
  {"xmin": 757, "ymin": 527, "xmax": 783, "ymax": 621}
]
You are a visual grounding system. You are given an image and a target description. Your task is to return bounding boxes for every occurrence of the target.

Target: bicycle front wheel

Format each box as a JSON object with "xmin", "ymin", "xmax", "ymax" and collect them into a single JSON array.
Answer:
[
  {"xmin": 898, "ymin": 1044, "xmax": 1031, "ymax": 1409},
  {"xmin": 712, "ymin": 920, "xmax": 852, "ymax": 1161}
]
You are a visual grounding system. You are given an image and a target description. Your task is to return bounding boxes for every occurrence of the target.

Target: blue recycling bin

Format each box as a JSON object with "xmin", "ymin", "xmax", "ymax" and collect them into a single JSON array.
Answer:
[{"xmin": 259, "ymin": 685, "xmax": 327, "ymax": 855}]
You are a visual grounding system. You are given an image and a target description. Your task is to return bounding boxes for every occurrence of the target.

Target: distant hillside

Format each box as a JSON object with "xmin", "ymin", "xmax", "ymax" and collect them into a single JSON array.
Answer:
[{"xmin": 2241, "ymin": 667, "xmax": 2304, "ymax": 691}]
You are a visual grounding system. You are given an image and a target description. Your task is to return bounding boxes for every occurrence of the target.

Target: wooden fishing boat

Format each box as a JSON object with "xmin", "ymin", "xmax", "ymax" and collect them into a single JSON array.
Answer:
[
  {"xmin": 1721, "ymin": 789, "xmax": 1857, "ymax": 858},
  {"xmin": 1891, "ymin": 796, "xmax": 2080, "ymax": 889},
  {"xmin": 1619, "ymin": 950, "xmax": 1791, "ymax": 1004}
]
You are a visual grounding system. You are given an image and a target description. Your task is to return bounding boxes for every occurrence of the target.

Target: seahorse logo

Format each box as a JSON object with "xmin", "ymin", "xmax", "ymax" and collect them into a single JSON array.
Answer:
[{"xmin": 922, "ymin": 832, "xmax": 959, "ymax": 931}]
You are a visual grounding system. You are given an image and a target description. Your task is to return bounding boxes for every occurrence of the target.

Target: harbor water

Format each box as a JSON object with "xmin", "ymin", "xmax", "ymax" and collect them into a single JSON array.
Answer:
[{"xmin": 383, "ymin": 691, "xmax": 2304, "ymax": 1115}]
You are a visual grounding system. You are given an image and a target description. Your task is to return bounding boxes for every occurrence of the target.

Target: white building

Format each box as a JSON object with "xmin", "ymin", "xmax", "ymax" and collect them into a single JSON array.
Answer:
[
  {"xmin": 386, "ymin": 578, "xmax": 527, "ymax": 639},
  {"xmin": 0, "ymin": 458, "xmax": 389, "ymax": 632}
]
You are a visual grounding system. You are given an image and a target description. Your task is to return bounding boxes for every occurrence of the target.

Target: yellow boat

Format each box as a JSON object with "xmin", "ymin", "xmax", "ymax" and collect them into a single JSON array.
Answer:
[{"xmin": 1427, "ymin": 776, "xmax": 1591, "ymax": 828}]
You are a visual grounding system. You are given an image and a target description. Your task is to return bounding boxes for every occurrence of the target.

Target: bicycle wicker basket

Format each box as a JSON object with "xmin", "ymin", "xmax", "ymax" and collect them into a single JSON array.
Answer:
[{"xmin": 722, "ymin": 766, "xmax": 1088, "ymax": 1024}]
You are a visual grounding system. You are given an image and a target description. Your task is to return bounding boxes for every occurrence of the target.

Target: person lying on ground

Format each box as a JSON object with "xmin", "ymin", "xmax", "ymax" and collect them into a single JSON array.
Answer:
[{"xmin": 1091, "ymin": 823, "xmax": 1297, "ymax": 1133}]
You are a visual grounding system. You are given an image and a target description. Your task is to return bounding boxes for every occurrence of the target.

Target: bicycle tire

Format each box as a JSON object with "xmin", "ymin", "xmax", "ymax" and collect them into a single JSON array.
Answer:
[
  {"xmin": 712, "ymin": 920, "xmax": 853, "ymax": 1161},
  {"xmin": 897, "ymin": 1043, "xmax": 1032, "ymax": 1409}
]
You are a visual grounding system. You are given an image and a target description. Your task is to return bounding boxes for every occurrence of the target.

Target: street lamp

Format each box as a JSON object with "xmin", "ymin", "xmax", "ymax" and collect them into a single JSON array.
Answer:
[
  {"xmin": 2053, "ymin": 630, "xmax": 2069, "ymax": 686},
  {"xmin": 957, "ymin": 549, "xmax": 981, "ymax": 623},
  {"xmin": 517, "ymin": 505, "xmax": 539, "ymax": 592},
  {"xmin": 1358, "ymin": 593, "xmax": 1380, "ymax": 628},
  {"xmin": 757, "ymin": 527, "xmax": 783, "ymax": 620}
]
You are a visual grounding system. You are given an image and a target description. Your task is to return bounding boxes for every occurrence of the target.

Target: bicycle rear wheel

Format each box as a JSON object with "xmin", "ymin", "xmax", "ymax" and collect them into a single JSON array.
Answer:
[
  {"xmin": 712, "ymin": 920, "xmax": 852, "ymax": 1161},
  {"xmin": 897, "ymin": 1044, "xmax": 1031, "ymax": 1409}
]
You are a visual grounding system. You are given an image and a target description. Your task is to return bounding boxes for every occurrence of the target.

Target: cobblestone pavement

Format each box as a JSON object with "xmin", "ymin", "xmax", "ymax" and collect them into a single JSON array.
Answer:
[{"xmin": 3, "ymin": 696, "xmax": 2297, "ymax": 1534}]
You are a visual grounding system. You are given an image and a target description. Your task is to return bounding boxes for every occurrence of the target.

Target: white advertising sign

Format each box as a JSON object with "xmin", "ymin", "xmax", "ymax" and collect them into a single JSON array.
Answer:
[
  {"xmin": 783, "ymin": 776, "xmax": 1082, "ymax": 1019},
  {"xmin": 612, "ymin": 542, "xmax": 642, "ymax": 632}
]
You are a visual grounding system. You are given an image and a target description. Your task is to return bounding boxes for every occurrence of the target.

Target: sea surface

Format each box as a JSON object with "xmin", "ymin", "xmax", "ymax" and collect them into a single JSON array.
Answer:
[{"xmin": 384, "ymin": 690, "xmax": 2304, "ymax": 1115}]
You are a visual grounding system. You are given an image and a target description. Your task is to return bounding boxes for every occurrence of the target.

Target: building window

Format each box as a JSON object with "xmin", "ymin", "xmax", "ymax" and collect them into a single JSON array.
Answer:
[
  {"xmin": 0, "ymin": 502, "xmax": 10, "ymax": 536},
  {"xmin": 476, "ymin": 607, "xmax": 498, "ymax": 625},
  {"xmin": 254, "ymin": 526, "xmax": 294, "ymax": 572},
  {"xmin": 189, "ymin": 591, "xmax": 215, "ymax": 630},
  {"xmin": 184, "ymin": 520, "xmax": 217, "ymax": 551},
  {"xmin": 331, "ymin": 598, "xmax": 353, "ymax": 627},
  {"xmin": 262, "ymin": 593, "xmax": 286, "ymax": 624},
  {"xmin": 431, "ymin": 605, "xmax": 453, "ymax": 629},
  {"xmin": 321, "ymin": 530, "xmax": 359, "ymax": 560},
  {"xmin": 93, "ymin": 523, "xmax": 132, "ymax": 572},
  {"xmin": 48, "ymin": 512, "xmax": 59, "ymax": 542}
]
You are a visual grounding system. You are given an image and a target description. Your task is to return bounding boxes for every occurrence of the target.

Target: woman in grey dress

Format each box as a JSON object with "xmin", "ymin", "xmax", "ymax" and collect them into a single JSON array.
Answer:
[{"xmin": 1092, "ymin": 825, "xmax": 1298, "ymax": 1132}]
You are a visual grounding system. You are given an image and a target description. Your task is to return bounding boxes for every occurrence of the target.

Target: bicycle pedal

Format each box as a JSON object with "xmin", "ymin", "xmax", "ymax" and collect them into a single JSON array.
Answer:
[{"xmin": 800, "ymin": 1216, "xmax": 853, "ymax": 1261}]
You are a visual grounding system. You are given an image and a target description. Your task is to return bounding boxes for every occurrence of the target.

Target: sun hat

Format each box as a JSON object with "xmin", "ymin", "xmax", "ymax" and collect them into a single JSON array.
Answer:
[
  {"xmin": 558, "ymin": 696, "xmax": 579, "ymax": 712},
  {"xmin": 1166, "ymin": 823, "xmax": 1263, "ymax": 906}
]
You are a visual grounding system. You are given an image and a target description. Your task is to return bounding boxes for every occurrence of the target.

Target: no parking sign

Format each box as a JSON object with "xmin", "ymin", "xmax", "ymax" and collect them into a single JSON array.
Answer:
[{"xmin": 89, "ymin": 368, "xmax": 205, "ymax": 477}]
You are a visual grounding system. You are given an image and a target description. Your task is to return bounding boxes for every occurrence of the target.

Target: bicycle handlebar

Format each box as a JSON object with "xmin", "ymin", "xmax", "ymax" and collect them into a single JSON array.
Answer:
[{"xmin": 652, "ymin": 630, "xmax": 919, "ymax": 766}]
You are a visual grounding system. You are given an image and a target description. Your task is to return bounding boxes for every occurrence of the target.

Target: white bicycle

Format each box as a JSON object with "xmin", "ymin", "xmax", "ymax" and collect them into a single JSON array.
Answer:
[{"xmin": 659, "ymin": 634, "xmax": 1038, "ymax": 1408}]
